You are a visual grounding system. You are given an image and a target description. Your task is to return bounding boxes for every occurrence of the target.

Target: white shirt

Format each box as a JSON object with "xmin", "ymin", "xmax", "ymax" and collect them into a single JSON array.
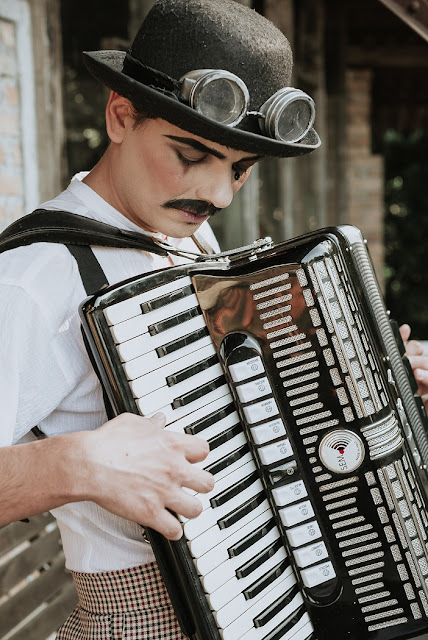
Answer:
[{"xmin": 0, "ymin": 173, "xmax": 219, "ymax": 572}]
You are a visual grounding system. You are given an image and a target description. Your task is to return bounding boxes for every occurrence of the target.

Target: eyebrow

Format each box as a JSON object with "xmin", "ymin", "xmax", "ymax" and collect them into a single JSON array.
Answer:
[{"xmin": 165, "ymin": 135, "xmax": 262, "ymax": 164}]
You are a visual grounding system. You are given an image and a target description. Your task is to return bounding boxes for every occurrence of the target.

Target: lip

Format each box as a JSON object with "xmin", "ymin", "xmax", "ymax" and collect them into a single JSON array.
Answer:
[{"xmin": 179, "ymin": 209, "xmax": 210, "ymax": 223}]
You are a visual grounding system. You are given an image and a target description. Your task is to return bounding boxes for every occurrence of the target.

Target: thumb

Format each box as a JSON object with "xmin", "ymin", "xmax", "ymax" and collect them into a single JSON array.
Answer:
[
  {"xmin": 399, "ymin": 323, "xmax": 411, "ymax": 343},
  {"xmin": 149, "ymin": 412, "xmax": 166, "ymax": 428}
]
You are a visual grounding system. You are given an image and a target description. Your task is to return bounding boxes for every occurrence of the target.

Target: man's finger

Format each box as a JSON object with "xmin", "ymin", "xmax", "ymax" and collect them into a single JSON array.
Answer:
[{"xmin": 399, "ymin": 323, "xmax": 411, "ymax": 343}]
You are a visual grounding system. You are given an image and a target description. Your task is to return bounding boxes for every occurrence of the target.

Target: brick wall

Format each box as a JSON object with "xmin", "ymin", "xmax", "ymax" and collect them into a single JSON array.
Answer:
[
  {"xmin": 345, "ymin": 69, "xmax": 385, "ymax": 286},
  {"xmin": 0, "ymin": 17, "xmax": 24, "ymax": 227}
]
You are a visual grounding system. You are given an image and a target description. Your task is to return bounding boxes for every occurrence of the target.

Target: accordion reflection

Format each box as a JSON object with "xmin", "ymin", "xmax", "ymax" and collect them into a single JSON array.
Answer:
[{"xmin": 80, "ymin": 226, "xmax": 428, "ymax": 640}]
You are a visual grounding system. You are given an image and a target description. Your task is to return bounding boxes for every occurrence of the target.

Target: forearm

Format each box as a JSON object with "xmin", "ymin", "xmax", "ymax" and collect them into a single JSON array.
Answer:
[{"xmin": 0, "ymin": 431, "xmax": 91, "ymax": 526}]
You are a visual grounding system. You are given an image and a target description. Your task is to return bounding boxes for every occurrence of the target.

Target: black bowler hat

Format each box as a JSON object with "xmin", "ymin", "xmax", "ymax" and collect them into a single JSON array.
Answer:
[{"xmin": 83, "ymin": 0, "xmax": 321, "ymax": 158}]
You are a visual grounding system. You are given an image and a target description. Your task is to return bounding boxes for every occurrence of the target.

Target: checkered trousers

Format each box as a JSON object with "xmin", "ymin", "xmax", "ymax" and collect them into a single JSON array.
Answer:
[{"xmin": 56, "ymin": 561, "xmax": 188, "ymax": 639}]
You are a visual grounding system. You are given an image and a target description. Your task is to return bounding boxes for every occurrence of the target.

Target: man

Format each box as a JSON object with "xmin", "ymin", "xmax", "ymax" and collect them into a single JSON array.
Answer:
[{"xmin": 1, "ymin": 0, "xmax": 427, "ymax": 638}]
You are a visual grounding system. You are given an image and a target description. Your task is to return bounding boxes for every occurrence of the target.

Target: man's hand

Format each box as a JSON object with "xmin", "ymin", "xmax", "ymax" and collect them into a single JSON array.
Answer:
[
  {"xmin": 81, "ymin": 412, "xmax": 214, "ymax": 540},
  {"xmin": 399, "ymin": 324, "xmax": 428, "ymax": 410}
]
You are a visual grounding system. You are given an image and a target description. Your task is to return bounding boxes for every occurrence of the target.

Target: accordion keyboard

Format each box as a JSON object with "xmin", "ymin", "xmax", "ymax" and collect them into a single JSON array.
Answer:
[{"xmin": 103, "ymin": 272, "xmax": 314, "ymax": 640}]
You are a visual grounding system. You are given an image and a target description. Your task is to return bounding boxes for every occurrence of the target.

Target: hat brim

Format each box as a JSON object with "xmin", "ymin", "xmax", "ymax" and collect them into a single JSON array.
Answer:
[{"xmin": 83, "ymin": 50, "xmax": 321, "ymax": 159}]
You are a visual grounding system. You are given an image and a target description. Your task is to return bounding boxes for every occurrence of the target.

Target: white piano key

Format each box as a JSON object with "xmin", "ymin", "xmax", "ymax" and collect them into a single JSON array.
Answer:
[
  {"xmin": 194, "ymin": 460, "xmax": 257, "ymax": 513},
  {"xmin": 195, "ymin": 509, "xmax": 274, "ymax": 576},
  {"xmin": 239, "ymin": 603, "xmax": 312, "ymax": 640},
  {"xmin": 183, "ymin": 477, "xmax": 264, "ymax": 540},
  {"xmin": 202, "ymin": 524, "xmax": 281, "ymax": 594},
  {"xmin": 218, "ymin": 565, "xmax": 296, "ymax": 640},
  {"xmin": 203, "ymin": 447, "xmax": 254, "ymax": 485},
  {"xmin": 123, "ymin": 334, "xmax": 214, "ymax": 379},
  {"xmin": 103, "ymin": 275, "xmax": 193, "ymax": 325},
  {"xmin": 209, "ymin": 547, "xmax": 287, "ymax": 614},
  {"xmin": 117, "ymin": 314, "xmax": 206, "ymax": 362},
  {"xmin": 187, "ymin": 498, "xmax": 271, "ymax": 559},
  {"xmin": 194, "ymin": 430, "xmax": 248, "ymax": 470},
  {"xmin": 110, "ymin": 293, "xmax": 200, "ymax": 343},
  {"xmin": 144, "ymin": 383, "xmax": 231, "ymax": 423},
  {"xmin": 220, "ymin": 570, "xmax": 298, "ymax": 640},
  {"xmin": 165, "ymin": 393, "xmax": 234, "ymax": 435},
  {"xmin": 127, "ymin": 343, "xmax": 218, "ymax": 394},
  {"xmin": 133, "ymin": 363, "xmax": 224, "ymax": 414}
]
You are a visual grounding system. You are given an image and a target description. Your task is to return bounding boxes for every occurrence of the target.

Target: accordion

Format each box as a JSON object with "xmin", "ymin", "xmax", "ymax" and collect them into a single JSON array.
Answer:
[{"xmin": 80, "ymin": 225, "xmax": 428, "ymax": 640}]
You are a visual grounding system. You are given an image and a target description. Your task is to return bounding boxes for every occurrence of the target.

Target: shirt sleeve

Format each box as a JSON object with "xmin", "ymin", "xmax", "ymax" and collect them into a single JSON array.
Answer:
[{"xmin": 0, "ymin": 283, "xmax": 73, "ymax": 445}]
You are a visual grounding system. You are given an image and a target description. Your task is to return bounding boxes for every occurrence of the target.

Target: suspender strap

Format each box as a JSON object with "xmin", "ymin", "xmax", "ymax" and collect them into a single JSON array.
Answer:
[
  {"xmin": 66, "ymin": 244, "xmax": 109, "ymax": 294},
  {"xmin": 64, "ymin": 244, "xmax": 115, "ymax": 420}
]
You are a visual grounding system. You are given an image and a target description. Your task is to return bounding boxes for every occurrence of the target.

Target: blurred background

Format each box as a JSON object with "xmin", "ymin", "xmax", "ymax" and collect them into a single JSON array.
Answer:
[{"xmin": 0, "ymin": 3, "xmax": 427, "ymax": 636}]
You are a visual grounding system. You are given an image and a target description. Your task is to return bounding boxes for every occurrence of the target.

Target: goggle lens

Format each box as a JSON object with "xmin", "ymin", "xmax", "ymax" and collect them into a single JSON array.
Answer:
[
  {"xmin": 195, "ymin": 77, "xmax": 247, "ymax": 126},
  {"xmin": 276, "ymin": 99, "xmax": 313, "ymax": 142}
]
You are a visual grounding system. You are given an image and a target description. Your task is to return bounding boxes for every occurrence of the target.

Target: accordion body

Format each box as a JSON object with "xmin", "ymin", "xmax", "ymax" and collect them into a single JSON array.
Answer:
[{"xmin": 80, "ymin": 226, "xmax": 428, "ymax": 640}]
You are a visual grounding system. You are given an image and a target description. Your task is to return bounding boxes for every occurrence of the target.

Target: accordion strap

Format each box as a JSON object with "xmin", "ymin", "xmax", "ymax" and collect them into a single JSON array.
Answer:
[{"xmin": 0, "ymin": 208, "xmax": 170, "ymax": 257}]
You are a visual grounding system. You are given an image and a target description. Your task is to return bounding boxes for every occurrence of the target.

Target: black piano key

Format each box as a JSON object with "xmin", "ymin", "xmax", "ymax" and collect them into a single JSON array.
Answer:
[
  {"xmin": 149, "ymin": 306, "xmax": 201, "ymax": 336},
  {"xmin": 185, "ymin": 403, "xmax": 235, "ymax": 435},
  {"xmin": 261, "ymin": 604, "xmax": 306, "ymax": 640},
  {"xmin": 243, "ymin": 558, "xmax": 290, "ymax": 601},
  {"xmin": 228, "ymin": 520, "xmax": 276, "ymax": 559},
  {"xmin": 156, "ymin": 326, "xmax": 209, "ymax": 357},
  {"xmin": 236, "ymin": 538, "xmax": 282, "ymax": 579},
  {"xmin": 140, "ymin": 283, "xmax": 194, "ymax": 313},
  {"xmin": 208, "ymin": 422, "xmax": 243, "ymax": 452},
  {"xmin": 172, "ymin": 376, "xmax": 225, "ymax": 409},
  {"xmin": 210, "ymin": 471, "xmax": 259, "ymax": 509},
  {"xmin": 205, "ymin": 443, "xmax": 250, "ymax": 476},
  {"xmin": 218, "ymin": 491, "xmax": 265, "ymax": 529},
  {"xmin": 167, "ymin": 354, "xmax": 219, "ymax": 387},
  {"xmin": 254, "ymin": 584, "xmax": 299, "ymax": 628}
]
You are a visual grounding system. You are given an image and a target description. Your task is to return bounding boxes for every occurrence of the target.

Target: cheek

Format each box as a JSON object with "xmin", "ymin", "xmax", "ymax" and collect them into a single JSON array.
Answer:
[{"xmin": 144, "ymin": 152, "xmax": 187, "ymax": 198}]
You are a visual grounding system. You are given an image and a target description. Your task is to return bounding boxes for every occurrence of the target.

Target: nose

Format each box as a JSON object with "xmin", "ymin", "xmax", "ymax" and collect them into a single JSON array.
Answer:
[{"xmin": 195, "ymin": 168, "xmax": 235, "ymax": 210}]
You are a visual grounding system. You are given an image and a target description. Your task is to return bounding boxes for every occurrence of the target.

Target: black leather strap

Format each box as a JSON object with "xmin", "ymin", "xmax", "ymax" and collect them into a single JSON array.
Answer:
[
  {"xmin": 0, "ymin": 209, "xmax": 169, "ymax": 256},
  {"xmin": 66, "ymin": 244, "xmax": 109, "ymax": 294}
]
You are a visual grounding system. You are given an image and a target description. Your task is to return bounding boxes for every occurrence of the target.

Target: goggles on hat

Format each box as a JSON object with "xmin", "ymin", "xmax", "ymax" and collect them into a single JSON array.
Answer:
[
  {"xmin": 179, "ymin": 69, "xmax": 316, "ymax": 144},
  {"xmin": 122, "ymin": 55, "xmax": 316, "ymax": 144}
]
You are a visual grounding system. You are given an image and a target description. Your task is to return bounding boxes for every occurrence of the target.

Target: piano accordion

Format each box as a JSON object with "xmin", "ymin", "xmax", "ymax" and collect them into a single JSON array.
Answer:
[{"xmin": 80, "ymin": 225, "xmax": 428, "ymax": 640}]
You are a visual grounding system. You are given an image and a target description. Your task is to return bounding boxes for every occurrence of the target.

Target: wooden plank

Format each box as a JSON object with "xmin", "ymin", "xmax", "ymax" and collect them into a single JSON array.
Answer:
[
  {"xmin": 378, "ymin": 0, "xmax": 428, "ymax": 43},
  {"xmin": 0, "ymin": 553, "xmax": 71, "ymax": 636},
  {"xmin": 7, "ymin": 579, "xmax": 77, "ymax": 640},
  {"xmin": 0, "ymin": 526, "xmax": 62, "ymax": 594},
  {"xmin": 0, "ymin": 514, "xmax": 54, "ymax": 556}
]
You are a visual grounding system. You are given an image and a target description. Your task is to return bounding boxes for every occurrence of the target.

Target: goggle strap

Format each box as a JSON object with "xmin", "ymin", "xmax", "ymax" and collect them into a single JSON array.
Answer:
[{"xmin": 123, "ymin": 53, "xmax": 181, "ymax": 100}]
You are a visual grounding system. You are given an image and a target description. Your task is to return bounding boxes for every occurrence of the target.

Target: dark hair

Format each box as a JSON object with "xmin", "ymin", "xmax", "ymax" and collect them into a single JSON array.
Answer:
[{"xmin": 129, "ymin": 100, "xmax": 158, "ymax": 128}]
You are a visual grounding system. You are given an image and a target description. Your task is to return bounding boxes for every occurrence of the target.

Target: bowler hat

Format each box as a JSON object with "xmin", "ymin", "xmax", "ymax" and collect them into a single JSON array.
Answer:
[{"xmin": 83, "ymin": 0, "xmax": 320, "ymax": 158}]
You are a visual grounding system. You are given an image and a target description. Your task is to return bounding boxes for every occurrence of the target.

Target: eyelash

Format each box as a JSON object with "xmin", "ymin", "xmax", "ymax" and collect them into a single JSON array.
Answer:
[
  {"xmin": 177, "ymin": 152, "xmax": 204, "ymax": 166},
  {"xmin": 178, "ymin": 152, "xmax": 247, "ymax": 181}
]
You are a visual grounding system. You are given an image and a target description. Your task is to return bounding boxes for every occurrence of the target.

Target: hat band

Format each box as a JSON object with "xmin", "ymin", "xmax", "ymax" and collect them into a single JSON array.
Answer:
[{"xmin": 122, "ymin": 54, "xmax": 181, "ymax": 100}]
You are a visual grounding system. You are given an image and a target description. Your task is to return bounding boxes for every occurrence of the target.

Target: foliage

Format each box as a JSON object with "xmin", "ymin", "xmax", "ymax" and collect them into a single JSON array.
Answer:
[{"xmin": 383, "ymin": 130, "xmax": 428, "ymax": 339}]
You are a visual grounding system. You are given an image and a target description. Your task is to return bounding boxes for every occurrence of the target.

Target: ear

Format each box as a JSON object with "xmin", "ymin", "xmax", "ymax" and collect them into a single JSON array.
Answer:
[{"xmin": 105, "ymin": 91, "xmax": 133, "ymax": 144}]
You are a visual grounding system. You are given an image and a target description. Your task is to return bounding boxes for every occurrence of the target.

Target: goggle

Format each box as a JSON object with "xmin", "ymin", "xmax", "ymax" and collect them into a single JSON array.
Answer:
[{"xmin": 179, "ymin": 69, "xmax": 316, "ymax": 144}]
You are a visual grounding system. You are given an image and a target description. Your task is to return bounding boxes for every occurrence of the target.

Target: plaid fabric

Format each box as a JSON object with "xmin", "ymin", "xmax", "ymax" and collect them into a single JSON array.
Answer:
[{"xmin": 56, "ymin": 561, "xmax": 188, "ymax": 639}]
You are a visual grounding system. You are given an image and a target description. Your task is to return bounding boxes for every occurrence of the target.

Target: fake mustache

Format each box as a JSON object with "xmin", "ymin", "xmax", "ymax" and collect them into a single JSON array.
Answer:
[{"xmin": 162, "ymin": 199, "xmax": 221, "ymax": 218}]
